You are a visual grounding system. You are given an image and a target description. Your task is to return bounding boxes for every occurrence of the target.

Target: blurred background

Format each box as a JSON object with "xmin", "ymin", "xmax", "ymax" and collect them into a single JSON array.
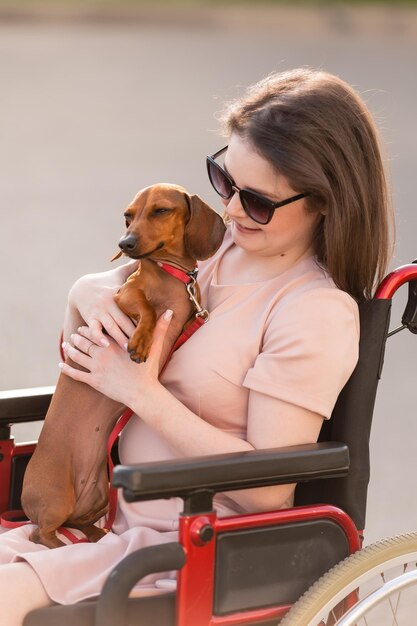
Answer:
[{"xmin": 0, "ymin": 0, "xmax": 416, "ymax": 545}]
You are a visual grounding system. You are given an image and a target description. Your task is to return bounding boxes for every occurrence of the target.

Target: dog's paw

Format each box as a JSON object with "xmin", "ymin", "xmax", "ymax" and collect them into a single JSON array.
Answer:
[
  {"xmin": 127, "ymin": 330, "xmax": 153, "ymax": 363},
  {"xmin": 82, "ymin": 525, "xmax": 108, "ymax": 543}
]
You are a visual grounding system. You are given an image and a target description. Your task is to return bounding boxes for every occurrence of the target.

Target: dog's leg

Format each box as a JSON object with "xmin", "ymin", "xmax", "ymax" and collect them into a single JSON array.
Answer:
[
  {"xmin": 22, "ymin": 357, "xmax": 125, "ymax": 548},
  {"xmin": 114, "ymin": 287, "xmax": 156, "ymax": 362},
  {"xmin": 78, "ymin": 524, "xmax": 108, "ymax": 543},
  {"xmin": 29, "ymin": 527, "xmax": 65, "ymax": 549}
]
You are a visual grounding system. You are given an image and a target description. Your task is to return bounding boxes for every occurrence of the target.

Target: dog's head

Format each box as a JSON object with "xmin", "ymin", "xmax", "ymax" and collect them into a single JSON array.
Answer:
[{"xmin": 114, "ymin": 183, "xmax": 226, "ymax": 264}]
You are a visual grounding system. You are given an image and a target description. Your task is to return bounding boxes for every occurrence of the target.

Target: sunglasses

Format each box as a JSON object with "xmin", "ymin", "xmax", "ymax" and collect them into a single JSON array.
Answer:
[{"xmin": 206, "ymin": 146, "xmax": 309, "ymax": 225}]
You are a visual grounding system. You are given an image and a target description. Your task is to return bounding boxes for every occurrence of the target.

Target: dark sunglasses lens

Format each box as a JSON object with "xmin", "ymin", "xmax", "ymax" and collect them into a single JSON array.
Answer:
[
  {"xmin": 208, "ymin": 160, "xmax": 232, "ymax": 199},
  {"xmin": 241, "ymin": 192, "xmax": 271, "ymax": 224}
]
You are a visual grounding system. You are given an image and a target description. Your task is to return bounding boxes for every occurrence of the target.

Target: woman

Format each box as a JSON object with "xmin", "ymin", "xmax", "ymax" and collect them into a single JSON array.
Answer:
[{"xmin": 0, "ymin": 68, "xmax": 392, "ymax": 625}]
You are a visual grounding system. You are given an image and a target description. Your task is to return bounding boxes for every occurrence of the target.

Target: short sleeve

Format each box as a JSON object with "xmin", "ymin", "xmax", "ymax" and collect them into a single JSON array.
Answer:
[{"xmin": 242, "ymin": 288, "xmax": 360, "ymax": 419}]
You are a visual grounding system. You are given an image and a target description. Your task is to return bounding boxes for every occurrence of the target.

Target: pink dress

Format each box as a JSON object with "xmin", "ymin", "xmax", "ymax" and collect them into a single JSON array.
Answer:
[{"xmin": 0, "ymin": 230, "xmax": 359, "ymax": 604}]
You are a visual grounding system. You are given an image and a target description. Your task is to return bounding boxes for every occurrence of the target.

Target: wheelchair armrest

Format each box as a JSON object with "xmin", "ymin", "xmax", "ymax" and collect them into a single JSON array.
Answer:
[
  {"xmin": 0, "ymin": 386, "xmax": 54, "ymax": 427},
  {"xmin": 113, "ymin": 441, "xmax": 349, "ymax": 502}
]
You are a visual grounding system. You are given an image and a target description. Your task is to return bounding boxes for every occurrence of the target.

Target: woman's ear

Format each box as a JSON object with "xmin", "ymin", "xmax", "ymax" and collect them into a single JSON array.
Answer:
[{"xmin": 184, "ymin": 194, "xmax": 226, "ymax": 261}]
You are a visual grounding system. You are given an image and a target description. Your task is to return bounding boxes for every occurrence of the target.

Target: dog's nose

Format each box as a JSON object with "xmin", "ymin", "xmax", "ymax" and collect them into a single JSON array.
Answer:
[{"xmin": 119, "ymin": 234, "xmax": 137, "ymax": 253}]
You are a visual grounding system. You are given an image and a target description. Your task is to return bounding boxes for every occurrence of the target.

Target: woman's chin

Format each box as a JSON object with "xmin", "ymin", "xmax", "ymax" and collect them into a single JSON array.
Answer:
[{"xmin": 230, "ymin": 222, "xmax": 264, "ymax": 251}]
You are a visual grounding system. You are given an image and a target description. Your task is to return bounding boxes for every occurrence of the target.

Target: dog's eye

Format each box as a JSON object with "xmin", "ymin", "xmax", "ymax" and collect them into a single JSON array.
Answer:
[{"xmin": 151, "ymin": 207, "xmax": 172, "ymax": 217}]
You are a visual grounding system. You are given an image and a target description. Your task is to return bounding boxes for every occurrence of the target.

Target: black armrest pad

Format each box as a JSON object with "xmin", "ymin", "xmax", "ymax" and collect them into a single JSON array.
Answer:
[
  {"xmin": 113, "ymin": 442, "xmax": 349, "ymax": 502},
  {"xmin": 0, "ymin": 386, "xmax": 54, "ymax": 426}
]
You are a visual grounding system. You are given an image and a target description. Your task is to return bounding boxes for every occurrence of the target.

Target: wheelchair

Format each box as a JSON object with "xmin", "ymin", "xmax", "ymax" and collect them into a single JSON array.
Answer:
[{"xmin": 0, "ymin": 260, "xmax": 416, "ymax": 626}]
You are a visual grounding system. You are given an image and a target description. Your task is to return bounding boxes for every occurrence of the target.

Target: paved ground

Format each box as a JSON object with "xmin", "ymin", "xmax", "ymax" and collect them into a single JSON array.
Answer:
[{"xmin": 0, "ymin": 4, "xmax": 416, "ymax": 544}]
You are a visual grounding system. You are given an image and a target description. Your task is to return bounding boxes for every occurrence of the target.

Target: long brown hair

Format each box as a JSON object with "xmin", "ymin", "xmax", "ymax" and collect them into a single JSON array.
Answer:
[{"xmin": 220, "ymin": 68, "xmax": 393, "ymax": 300}]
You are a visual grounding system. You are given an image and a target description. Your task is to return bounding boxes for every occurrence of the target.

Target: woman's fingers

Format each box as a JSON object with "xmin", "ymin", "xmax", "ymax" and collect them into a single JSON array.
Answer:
[
  {"xmin": 146, "ymin": 309, "xmax": 173, "ymax": 374},
  {"xmin": 110, "ymin": 309, "xmax": 137, "ymax": 339},
  {"xmin": 69, "ymin": 308, "xmax": 173, "ymax": 381},
  {"xmin": 100, "ymin": 313, "xmax": 133, "ymax": 349},
  {"xmin": 70, "ymin": 332, "xmax": 99, "ymax": 355},
  {"xmin": 77, "ymin": 326, "xmax": 96, "ymax": 342},
  {"xmin": 86, "ymin": 314, "xmax": 127, "ymax": 349},
  {"xmin": 113, "ymin": 307, "xmax": 136, "ymax": 337},
  {"xmin": 61, "ymin": 341, "xmax": 92, "ymax": 371},
  {"xmin": 78, "ymin": 322, "xmax": 110, "ymax": 348},
  {"xmin": 88, "ymin": 319, "xmax": 109, "ymax": 347},
  {"xmin": 58, "ymin": 361, "xmax": 90, "ymax": 384}
]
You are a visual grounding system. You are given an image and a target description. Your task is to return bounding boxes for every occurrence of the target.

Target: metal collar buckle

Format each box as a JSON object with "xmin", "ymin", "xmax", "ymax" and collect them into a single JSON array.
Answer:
[
  {"xmin": 186, "ymin": 275, "xmax": 209, "ymax": 321},
  {"xmin": 187, "ymin": 268, "xmax": 199, "ymax": 282}
]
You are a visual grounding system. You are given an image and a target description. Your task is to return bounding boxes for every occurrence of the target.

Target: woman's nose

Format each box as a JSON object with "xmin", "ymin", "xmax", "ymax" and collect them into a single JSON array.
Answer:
[{"xmin": 224, "ymin": 191, "xmax": 246, "ymax": 218}]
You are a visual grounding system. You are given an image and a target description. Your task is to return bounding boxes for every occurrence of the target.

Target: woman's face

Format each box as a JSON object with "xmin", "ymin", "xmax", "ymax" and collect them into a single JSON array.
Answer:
[{"xmin": 222, "ymin": 134, "xmax": 320, "ymax": 259}]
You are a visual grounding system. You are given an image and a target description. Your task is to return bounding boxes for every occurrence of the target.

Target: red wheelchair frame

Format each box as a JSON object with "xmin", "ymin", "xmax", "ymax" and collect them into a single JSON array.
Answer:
[{"xmin": 0, "ymin": 261, "xmax": 416, "ymax": 626}]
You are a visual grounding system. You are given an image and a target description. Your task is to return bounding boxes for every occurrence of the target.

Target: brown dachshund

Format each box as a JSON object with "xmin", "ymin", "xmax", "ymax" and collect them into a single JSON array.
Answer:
[{"xmin": 21, "ymin": 183, "xmax": 226, "ymax": 548}]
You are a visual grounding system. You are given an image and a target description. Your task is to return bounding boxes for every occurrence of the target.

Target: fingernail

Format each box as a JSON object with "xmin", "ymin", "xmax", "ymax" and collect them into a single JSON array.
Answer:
[
  {"xmin": 163, "ymin": 309, "xmax": 173, "ymax": 321},
  {"xmin": 58, "ymin": 362, "xmax": 64, "ymax": 369},
  {"xmin": 124, "ymin": 343, "xmax": 129, "ymax": 350},
  {"xmin": 61, "ymin": 341, "xmax": 67, "ymax": 349},
  {"xmin": 101, "ymin": 338, "xmax": 110, "ymax": 347}
]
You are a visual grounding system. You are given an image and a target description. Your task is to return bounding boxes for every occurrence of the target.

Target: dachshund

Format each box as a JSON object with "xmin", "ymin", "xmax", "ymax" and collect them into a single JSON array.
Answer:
[
  {"xmin": 113, "ymin": 183, "xmax": 225, "ymax": 364},
  {"xmin": 21, "ymin": 183, "xmax": 226, "ymax": 548}
]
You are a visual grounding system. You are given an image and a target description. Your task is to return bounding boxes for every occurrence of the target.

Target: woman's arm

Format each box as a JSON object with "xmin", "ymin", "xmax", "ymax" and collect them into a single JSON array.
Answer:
[
  {"xmin": 63, "ymin": 260, "xmax": 139, "ymax": 347},
  {"xmin": 126, "ymin": 381, "xmax": 323, "ymax": 512},
  {"xmin": 60, "ymin": 312, "xmax": 323, "ymax": 513}
]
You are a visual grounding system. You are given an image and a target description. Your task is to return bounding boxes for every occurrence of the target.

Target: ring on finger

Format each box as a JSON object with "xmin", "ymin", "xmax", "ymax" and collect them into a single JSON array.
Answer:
[{"xmin": 86, "ymin": 342, "xmax": 94, "ymax": 356}]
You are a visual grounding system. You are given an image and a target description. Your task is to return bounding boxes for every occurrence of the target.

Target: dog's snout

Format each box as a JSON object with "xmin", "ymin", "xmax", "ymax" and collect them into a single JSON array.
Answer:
[{"xmin": 119, "ymin": 234, "xmax": 137, "ymax": 253}]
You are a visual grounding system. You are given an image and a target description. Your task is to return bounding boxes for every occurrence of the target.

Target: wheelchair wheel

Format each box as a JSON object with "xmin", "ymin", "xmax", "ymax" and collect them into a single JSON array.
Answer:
[{"xmin": 280, "ymin": 532, "xmax": 417, "ymax": 626}]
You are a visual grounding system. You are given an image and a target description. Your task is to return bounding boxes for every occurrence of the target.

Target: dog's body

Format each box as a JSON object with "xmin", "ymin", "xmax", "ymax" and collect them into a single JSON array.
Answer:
[{"xmin": 21, "ymin": 184, "xmax": 225, "ymax": 548}]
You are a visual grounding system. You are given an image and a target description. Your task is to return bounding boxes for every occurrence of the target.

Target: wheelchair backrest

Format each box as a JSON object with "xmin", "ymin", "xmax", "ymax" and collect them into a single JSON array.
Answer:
[{"xmin": 295, "ymin": 298, "xmax": 392, "ymax": 530}]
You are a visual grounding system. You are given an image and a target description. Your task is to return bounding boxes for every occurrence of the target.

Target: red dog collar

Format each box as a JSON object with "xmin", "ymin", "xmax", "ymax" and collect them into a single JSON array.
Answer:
[{"xmin": 157, "ymin": 261, "xmax": 197, "ymax": 284}]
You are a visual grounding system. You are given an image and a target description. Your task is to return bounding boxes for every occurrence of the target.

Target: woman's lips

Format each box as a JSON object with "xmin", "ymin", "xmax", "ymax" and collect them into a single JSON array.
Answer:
[{"xmin": 234, "ymin": 221, "xmax": 261, "ymax": 234}]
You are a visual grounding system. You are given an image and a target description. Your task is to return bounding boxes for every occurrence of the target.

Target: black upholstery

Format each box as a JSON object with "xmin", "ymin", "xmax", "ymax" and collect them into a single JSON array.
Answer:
[
  {"xmin": 10, "ymin": 452, "xmax": 32, "ymax": 510},
  {"xmin": 214, "ymin": 518, "xmax": 349, "ymax": 613},
  {"xmin": 295, "ymin": 298, "xmax": 392, "ymax": 529},
  {"xmin": 113, "ymin": 441, "xmax": 350, "ymax": 503},
  {"xmin": 0, "ymin": 386, "xmax": 53, "ymax": 427}
]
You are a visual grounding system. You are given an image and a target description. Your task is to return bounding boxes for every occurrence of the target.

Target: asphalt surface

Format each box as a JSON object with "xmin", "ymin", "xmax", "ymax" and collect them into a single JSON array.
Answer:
[{"xmin": 0, "ymin": 4, "xmax": 416, "ymax": 544}]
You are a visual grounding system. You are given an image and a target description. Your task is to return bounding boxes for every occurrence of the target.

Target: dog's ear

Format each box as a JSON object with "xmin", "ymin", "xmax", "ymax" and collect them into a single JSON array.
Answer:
[{"xmin": 184, "ymin": 194, "xmax": 226, "ymax": 261}]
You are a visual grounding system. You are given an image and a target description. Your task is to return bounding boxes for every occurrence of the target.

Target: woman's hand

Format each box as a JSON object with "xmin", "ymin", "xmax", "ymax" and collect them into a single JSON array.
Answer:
[
  {"xmin": 64, "ymin": 262, "xmax": 139, "ymax": 348},
  {"xmin": 59, "ymin": 309, "xmax": 173, "ymax": 408}
]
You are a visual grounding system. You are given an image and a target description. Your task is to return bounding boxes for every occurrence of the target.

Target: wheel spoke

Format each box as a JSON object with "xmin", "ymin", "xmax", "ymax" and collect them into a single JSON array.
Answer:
[{"xmin": 380, "ymin": 571, "xmax": 400, "ymax": 626}]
